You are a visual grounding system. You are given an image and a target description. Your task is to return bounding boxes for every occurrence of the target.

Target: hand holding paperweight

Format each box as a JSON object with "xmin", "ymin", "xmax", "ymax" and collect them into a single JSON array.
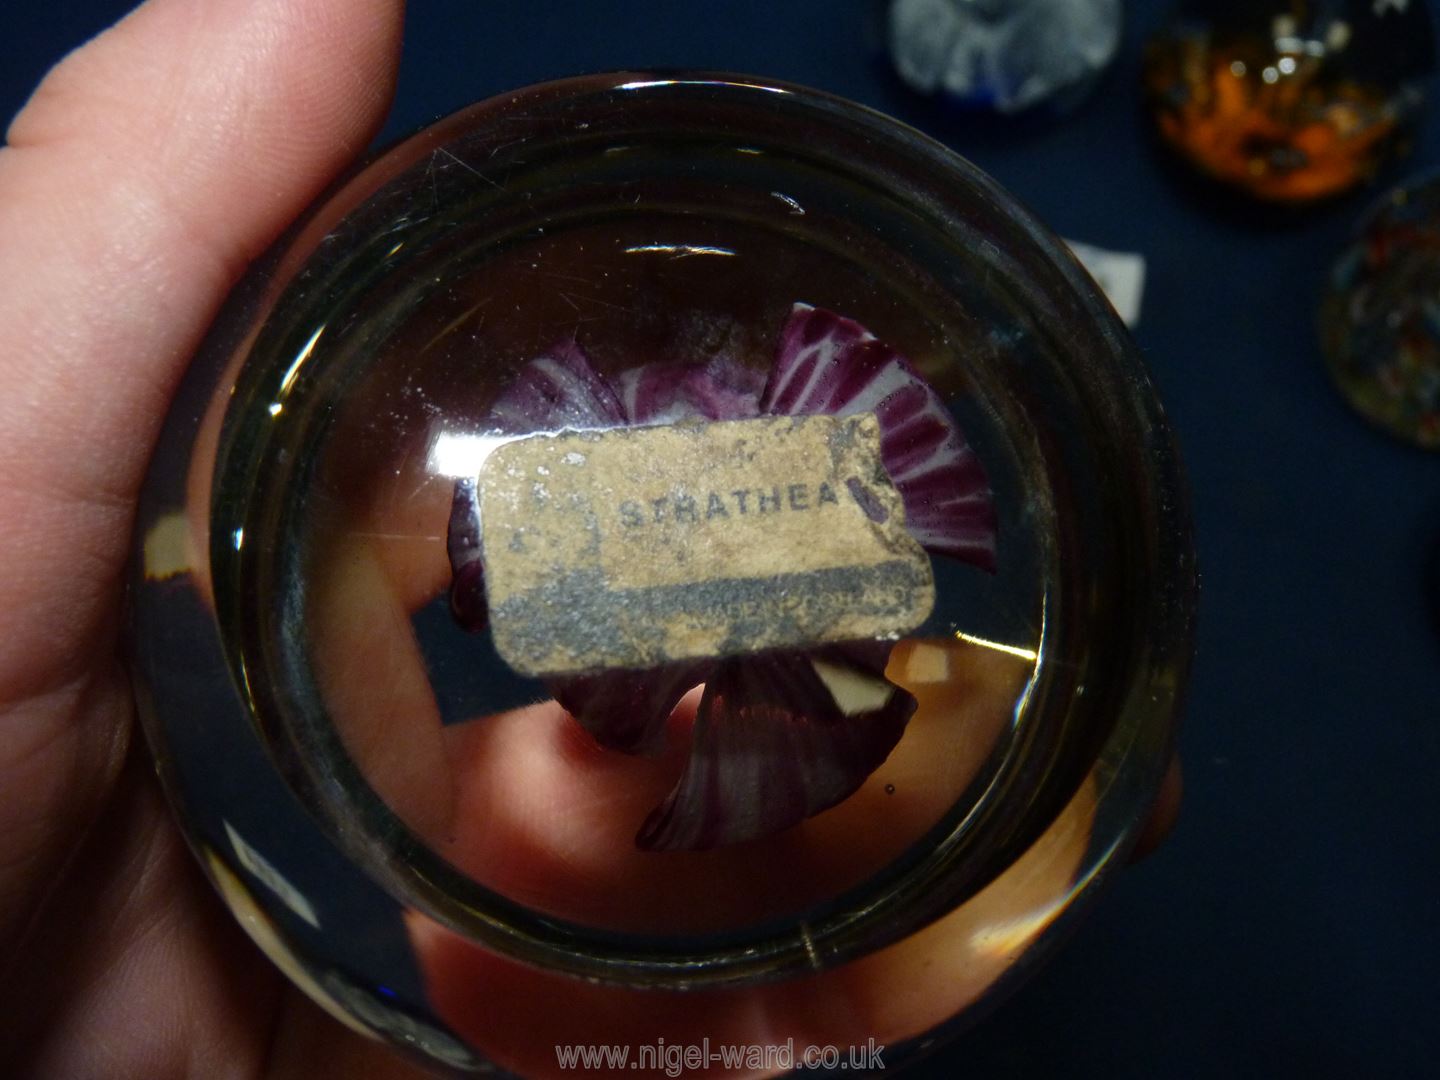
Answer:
[{"xmin": 128, "ymin": 73, "xmax": 1195, "ymax": 1073}]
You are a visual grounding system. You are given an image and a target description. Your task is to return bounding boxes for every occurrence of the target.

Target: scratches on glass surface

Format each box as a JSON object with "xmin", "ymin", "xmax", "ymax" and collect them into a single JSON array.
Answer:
[{"xmin": 433, "ymin": 146, "xmax": 504, "ymax": 191}]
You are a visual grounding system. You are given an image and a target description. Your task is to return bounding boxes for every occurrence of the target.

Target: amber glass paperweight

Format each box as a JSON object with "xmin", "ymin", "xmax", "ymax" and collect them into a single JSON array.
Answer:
[
  {"xmin": 1145, "ymin": 0, "xmax": 1435, "ymax": 204},
  {"xmin": 128, "ymin": 74, "xmax": 1195, "ymax": 1075}
]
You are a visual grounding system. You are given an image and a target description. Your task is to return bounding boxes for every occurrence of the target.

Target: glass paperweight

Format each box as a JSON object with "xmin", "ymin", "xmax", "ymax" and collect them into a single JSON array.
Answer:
[
  {"xmin": 888, "ymin": 0, "xmax": 1122, "ymax": 116},
  {"xmin": 1144, "ymin": 0, "xmax": 1435, "ymax": 203},
  {"xmin": 128, "ymin": 73, "xmax": 1196, "ymax": 1075},
  {"xmin": 1320, "ymin": 172, "xmax": 1440, "ymax": 449}
]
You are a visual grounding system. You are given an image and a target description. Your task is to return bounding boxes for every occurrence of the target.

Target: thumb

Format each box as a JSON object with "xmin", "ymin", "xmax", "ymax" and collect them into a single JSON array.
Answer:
[
  {"xmin": 0, "ymin": 0, "xmax": 403, "ymax": 958},
  {"xmin": 0, "ymin": 0, "xmax": 404, "ymax": 698}
]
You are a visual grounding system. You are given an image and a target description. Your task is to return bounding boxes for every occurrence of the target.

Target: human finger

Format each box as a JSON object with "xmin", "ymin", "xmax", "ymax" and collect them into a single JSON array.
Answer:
[{"xmin": 0, "ymin": 0, "xmax": 404, "ymax": 972}]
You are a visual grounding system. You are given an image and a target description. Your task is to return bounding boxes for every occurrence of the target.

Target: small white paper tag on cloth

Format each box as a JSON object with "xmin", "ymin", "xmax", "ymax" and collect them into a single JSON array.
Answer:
[{"xmin": 1065, "ymin": 239, "xmax": 1147, "ymax": 328}]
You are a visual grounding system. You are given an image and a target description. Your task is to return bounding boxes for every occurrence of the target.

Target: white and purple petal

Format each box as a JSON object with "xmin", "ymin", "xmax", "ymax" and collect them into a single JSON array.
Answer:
[
  {"xmin": 550, "ymin": 662, "xmax": 710, "ymax": 756},
  {"xmin": 761, "ymin": 304, "xmax": 998, "ymax": 571},
  {"xmin": 485, "ymin": 339, "xmax": 626, "ymax": 434},
  {"xmin": 613, "ymin": 355, "xmax": 765, "ymax": 426},
  {"xmin": 636, "ymin": 647, "xmax": 914, "ymax": 851}
]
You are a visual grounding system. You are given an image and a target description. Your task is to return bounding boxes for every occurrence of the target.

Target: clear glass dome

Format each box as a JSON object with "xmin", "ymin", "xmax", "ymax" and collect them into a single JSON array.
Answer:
[{"xmin": 129, "ymin": 72, "xmax": 1195, "ymax": 1074}]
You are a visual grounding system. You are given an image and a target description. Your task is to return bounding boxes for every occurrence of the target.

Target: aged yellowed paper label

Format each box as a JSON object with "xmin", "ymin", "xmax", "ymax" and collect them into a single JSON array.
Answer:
[{"xmin": 478, "ymin": 414, "xmax": 934, "ymax": 676}]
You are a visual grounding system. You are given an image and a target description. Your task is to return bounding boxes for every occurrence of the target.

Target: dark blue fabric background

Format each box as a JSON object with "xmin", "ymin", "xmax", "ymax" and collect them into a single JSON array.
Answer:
[{"xmin": 4, "ymin": 2, "xmax": 1438, "ymax": 1076}]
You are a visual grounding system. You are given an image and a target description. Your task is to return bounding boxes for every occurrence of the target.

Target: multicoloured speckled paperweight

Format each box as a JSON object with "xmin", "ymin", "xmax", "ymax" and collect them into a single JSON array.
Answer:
[{"xmin": 1321, "ymin": 172, "xmax": 1440, "ymax": 449}]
